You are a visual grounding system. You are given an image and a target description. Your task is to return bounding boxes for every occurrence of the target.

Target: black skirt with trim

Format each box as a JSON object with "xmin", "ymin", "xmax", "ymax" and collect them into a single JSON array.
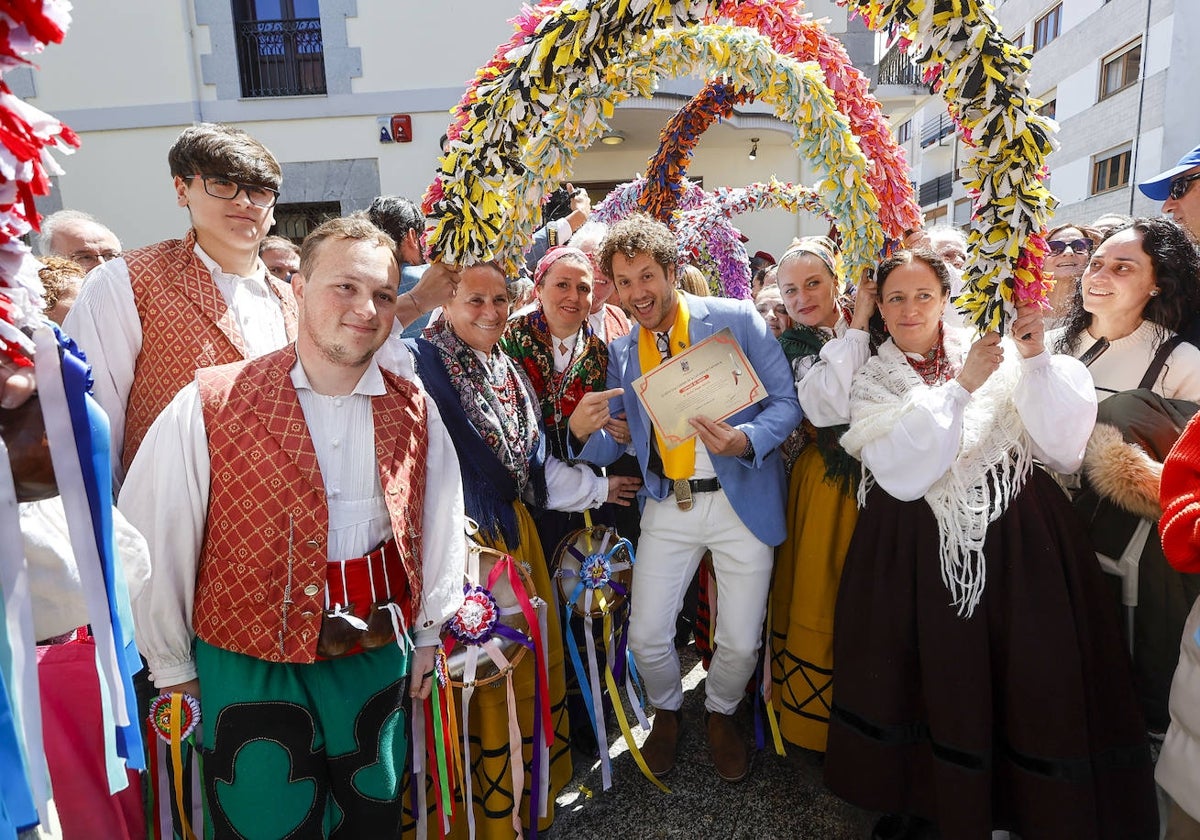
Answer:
[{"xmin": 823, "ymin": 467, "xmax": 1158, "ymax": 840}]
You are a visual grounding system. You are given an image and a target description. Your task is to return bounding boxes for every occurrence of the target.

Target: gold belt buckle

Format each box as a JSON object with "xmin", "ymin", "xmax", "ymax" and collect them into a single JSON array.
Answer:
[{"xmin": 673, "ymin": 478, "xmax": 693, "ymax": 512}]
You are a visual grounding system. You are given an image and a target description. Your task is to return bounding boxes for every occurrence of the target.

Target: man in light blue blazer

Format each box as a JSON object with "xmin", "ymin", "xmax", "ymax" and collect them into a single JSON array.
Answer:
[{"xmin": 568, "ymin": 214, "xmax": 800, "ymax": 784}]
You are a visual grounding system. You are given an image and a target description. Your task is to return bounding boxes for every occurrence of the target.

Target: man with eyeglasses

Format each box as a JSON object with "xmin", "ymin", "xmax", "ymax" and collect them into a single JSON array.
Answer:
[
  {"xmin": 37, "ymin": 209, "xmax": 122, "ymax": 271},
  {"xmin": 64, "ymin": 123, "xmax": 297, "ymax": 485},
  {"xmin": 1139, "ymin": 141, "xmax": 1200, "ymax": 242}
]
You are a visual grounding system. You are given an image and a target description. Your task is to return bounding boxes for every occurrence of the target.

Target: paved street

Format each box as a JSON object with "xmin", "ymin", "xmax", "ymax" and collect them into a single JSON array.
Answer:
[{"xmin": 547, "ymin": 644, "xmax": 876, "ymax": 839}]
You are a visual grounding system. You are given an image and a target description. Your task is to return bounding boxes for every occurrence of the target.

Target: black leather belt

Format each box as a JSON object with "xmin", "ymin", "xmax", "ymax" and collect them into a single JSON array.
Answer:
[{"xmin": 682, "ymin": 478, "xmax": 721, "ymax": 493}]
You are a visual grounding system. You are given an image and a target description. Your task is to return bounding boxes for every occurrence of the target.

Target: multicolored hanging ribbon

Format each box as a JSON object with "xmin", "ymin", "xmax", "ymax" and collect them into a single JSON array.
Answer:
[
  {"xmin": 146, "ymin": 692, "xmax": 201, "ymax": 840},
  {"xmin": 555, "ymin": 516, "xmax": 666, "ymax": 793},
  {"xmin": 442, "ymin": 544, "xmax": 549, "ymax": 840}
]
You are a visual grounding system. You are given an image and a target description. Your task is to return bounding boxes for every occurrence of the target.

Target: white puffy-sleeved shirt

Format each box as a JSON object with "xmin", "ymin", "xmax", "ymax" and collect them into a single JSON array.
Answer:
[
  {"xmin": 793, "ymin": 314, "xmax": 872, "ymax": 427},
  {"xmin": 119, "ymin": 355, "xmax": 466, "ymax": 688},
  {"xmin": 63, "ymin": 241, "xmax": 288, "ymax": 483},
  {"xmin": 851, "ymin": 346, "xmax": 1097, "ymax": 503}
]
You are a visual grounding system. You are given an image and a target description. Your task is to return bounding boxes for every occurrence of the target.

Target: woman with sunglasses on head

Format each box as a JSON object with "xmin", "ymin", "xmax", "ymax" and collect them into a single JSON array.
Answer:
[
  {"xmin": 1049, "ymin": 217, "xmax": 1200, "ymax": 740},
  {"xmin": 824, "ymin": 248, "xmax": 1158, "ymax": 839},
  {"xmin": 1044, "ymin": 223, "xmax": 1101, "ymax": 327},
  {"xmin": 769, "ymin": 237, "xmax": 877, "ymax": 754}
]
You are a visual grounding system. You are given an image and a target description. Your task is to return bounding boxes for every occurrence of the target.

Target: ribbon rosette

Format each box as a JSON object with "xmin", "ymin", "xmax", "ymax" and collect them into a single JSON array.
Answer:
[{"xmin": 447, "ymin": 585, "xmax": 501, "ymax": 645}]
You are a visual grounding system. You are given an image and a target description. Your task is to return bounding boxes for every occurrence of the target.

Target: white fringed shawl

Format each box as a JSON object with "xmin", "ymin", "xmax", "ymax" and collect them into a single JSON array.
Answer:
[{"xmin": 840, "ymin": 328, "xmax": 1033, "ymax": 618}]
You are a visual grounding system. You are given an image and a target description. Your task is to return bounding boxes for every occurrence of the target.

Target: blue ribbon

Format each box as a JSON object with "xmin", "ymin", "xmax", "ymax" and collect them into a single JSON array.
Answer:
[
  {"xmin": 57, "ymin": 333, "xmax": 144, "ymax": 769},
  {"xmin": 0, "ymin": 601, "xmax": 38, "ymax": 837}
]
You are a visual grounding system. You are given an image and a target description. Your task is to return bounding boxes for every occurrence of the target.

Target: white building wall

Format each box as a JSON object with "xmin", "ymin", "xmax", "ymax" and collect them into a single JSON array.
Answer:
[
  {"xmin": 22, "ymin": 1, "xmax": 836, "ymax": 257},
  {"xmin": 902, "ymin": 0, "xmax": 1194, "ymax": 230}
]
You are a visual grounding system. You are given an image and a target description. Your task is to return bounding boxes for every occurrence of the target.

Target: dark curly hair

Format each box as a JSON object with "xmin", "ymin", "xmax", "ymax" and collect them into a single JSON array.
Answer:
[
  {"xmin": 597, "ymin": 213, "xmax": 678, "ymax": 280},
  {"xmin": 1052, "ymin": 217, "xmax": 1200, "ymax": 355}
]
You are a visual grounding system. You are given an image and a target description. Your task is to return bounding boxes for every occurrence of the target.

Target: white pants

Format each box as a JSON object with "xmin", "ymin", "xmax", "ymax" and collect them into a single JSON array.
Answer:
[{"xmin": 629, "ymin": 489, "xmax": 773, "ymax": 716}]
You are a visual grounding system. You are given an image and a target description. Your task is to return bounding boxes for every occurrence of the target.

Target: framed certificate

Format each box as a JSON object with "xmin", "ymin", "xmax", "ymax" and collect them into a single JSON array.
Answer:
[{"xmin": 631, "ymin": 327, "xmax": 766, "ymax": 447}]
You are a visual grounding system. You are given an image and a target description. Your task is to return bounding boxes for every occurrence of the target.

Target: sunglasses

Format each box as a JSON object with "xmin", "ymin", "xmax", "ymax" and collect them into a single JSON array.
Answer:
[
  {"xmin": 1047, "ymin": 238, "xmax": 1093, "ymax": 255},
  {"xmin": 1168, "ymin": 172, "xmax": 1200, "ymax": 202}
]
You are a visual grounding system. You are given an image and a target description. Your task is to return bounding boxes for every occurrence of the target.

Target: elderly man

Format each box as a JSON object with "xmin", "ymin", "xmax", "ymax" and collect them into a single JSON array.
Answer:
[
  {"xmin": 37, "ymin": 209, "xmax": 122, "ymax": 271},
  {"xmin": 567, "ymin": 213, "xmax": 801, "ymax": 784},
  {"xmin": 1140, "ymin": 142, "xmax": 1200, "ymax": 242},
  {"xmin": 120, "ymin": 216, "xmax": 465, "ymax": 838},
  {"xmin": 258, "ymin": 234, "xmax": 300, "ymax": 282}
]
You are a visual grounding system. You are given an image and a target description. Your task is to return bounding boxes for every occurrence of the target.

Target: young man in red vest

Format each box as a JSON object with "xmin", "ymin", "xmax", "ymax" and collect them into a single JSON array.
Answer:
[
  {"xmin": 64, "ymin": 124, "xmax": 295, "ymax": 485},
  {"xmin": 120, "ymin": 216, "xmax": 465, "ymax": 837}
]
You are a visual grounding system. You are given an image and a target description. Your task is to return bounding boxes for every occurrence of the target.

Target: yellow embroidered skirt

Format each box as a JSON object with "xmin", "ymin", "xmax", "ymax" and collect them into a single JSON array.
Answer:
[{"xmin": 770, "ymin": 445, "xmax": 858, "ymax": 752}]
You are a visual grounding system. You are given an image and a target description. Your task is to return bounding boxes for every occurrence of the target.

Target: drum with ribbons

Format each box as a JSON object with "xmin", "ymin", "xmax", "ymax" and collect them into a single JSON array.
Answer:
[
  {"xmin": 443, "ymin": 541, "xmax": 542, "ymax": 689},
  {"xmin": 550, "ymin": 517, "xmax": 667, "ymax": 793}
]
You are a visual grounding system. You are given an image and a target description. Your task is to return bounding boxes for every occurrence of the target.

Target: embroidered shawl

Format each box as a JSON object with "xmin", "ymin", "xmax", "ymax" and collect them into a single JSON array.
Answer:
[
  {"xmin": 409, "ymin": 324, "xmax": 547, "ymax": 547},
  {"xmin": 500, "ymin": 308, "xmax": 607, "ymax": 460},
  {"xmin": 840, "ymin": 328, "xmax": 1033, "ymax": 617}
]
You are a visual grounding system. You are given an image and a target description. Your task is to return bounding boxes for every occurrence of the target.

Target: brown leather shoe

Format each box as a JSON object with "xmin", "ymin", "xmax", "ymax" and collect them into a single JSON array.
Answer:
[
  {"xmin": 642, "ymin": 708, "xmax": 682, "ymax": 777},
  {"xmin": 706, "ymin": 711, "xmax": 748, "ymax": 782}
]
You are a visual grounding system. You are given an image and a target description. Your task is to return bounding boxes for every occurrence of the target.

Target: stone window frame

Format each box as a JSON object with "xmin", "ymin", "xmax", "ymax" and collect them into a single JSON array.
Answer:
[{"xmin": 195, "ymin": 0, "xmax": 361, "ymax": 100}]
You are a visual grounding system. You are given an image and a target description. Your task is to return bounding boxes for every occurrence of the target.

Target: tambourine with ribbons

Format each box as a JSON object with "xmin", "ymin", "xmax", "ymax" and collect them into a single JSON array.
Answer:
[
  {"xmin": 551, "ymin": 514, "xmax": 666, "ymax": 792},
  {"xmin": 439, "ymin": 528, "xmax": 552, "ymax": 839}
]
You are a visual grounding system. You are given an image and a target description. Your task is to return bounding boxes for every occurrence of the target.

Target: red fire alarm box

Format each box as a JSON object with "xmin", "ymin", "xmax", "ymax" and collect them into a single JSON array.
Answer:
[{"xmin": 390, "ymin": 114, "xmax": 412, "ymax": 143}]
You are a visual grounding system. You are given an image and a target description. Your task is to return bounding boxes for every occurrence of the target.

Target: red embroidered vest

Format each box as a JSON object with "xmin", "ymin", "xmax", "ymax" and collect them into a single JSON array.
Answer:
[
  {"xmin": 193, "ymin": 345, "xmax": 428, "ymax": 664},
  {"xmin": 123, "ymin": 231, "xmax": 297, "ymax": 471}
]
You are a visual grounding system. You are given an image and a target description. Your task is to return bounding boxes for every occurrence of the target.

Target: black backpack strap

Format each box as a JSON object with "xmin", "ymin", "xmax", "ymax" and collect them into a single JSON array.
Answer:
[{"xmin": 1139, "ymin": 334, "xmax": 1185, "ymax": 390}]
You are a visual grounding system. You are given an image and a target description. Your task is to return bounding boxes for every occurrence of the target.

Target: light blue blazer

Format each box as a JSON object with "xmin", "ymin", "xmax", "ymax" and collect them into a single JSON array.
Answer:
[{"xmin": 572, "ymin": 293, "xmax": 801, "ymax": 547}]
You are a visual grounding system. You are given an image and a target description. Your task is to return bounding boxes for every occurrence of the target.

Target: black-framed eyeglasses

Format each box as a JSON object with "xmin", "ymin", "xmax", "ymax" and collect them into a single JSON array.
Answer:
[
  {"xmin": 183, "ymin": 174, "xmax": 279, "ymax": 208},
  {"xmin": 1168, "ymin": 172, "xmax": 1200, "ymax": 202},
  {"xmin": 1047, "ymin": 238, "xmax": 1093, "ymax": 255}
]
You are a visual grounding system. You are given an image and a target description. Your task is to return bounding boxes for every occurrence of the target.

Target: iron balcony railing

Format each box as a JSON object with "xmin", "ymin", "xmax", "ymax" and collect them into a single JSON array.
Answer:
[
  {"xmin": 235, "ymin": 17, "xmax": 326, "ymax": 98},
  {"xmin": 876, "ymin": 43, "xmax": 925, "ymax": 88},
  {"xmin": 920, "ymin": 112, "xmax": 955, "ymax": 148}
]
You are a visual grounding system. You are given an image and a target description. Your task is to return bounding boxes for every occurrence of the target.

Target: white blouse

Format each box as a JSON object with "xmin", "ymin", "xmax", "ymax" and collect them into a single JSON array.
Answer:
[
  {"xmin": 854, "ymin": 348, "xmax": 1097, "ymax": 502},
  {"xmin": 793, "ymin": 315, "xmax": 872, "ymax": 427}
]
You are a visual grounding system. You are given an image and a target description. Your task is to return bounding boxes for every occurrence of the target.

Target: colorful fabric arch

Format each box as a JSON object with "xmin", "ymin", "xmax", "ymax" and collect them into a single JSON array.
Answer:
[
  {"xmin": 841, "ymin": 0, "xmax": 1059, "ymax": 330},
  {"xmin": 502, "ymin": 24, "xmax": 883, "ymax": 283},
  {"xmin": 426, "ymin": 0, "xmax": 1056, "ymax": 331},
  {"xmin": 711, "ymin": 0, "xmax": 922, "ymax": 239}
]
